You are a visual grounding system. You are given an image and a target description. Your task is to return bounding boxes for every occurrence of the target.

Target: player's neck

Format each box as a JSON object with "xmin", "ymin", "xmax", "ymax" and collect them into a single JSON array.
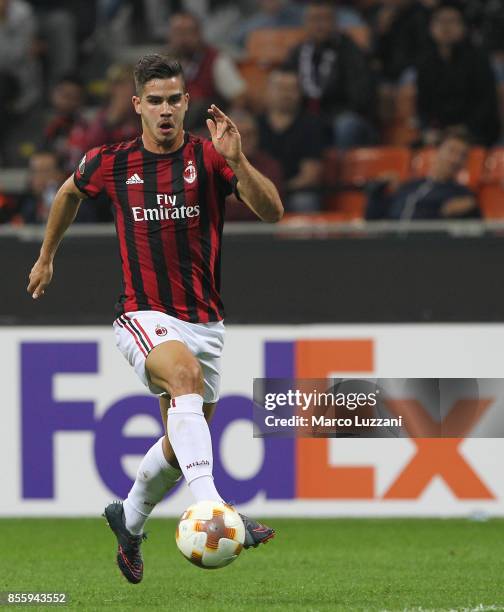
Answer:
[{"xmin": 142, "ymin": 130, "xmax": 185, "ymax": 155}]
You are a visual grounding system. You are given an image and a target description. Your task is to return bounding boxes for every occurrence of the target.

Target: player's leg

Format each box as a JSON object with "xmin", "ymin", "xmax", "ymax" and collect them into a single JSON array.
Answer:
[
  {"xmin": 159, "ymin": 348, "xmax": 275, "ymax": 550},
  {"xmin": 159, "ymin": 396, "xmax": 217, "ymax": 468},
  {"xmin": 104, "ymin": 316, "xmax": 186, "ymax": 583},
  {"xmin": 122, "ymin": 397, "xmax": 217, "ymax": 535},
  {"xmin": 145, "ymin": 340, "xmax": 224, "ymax": 503}
]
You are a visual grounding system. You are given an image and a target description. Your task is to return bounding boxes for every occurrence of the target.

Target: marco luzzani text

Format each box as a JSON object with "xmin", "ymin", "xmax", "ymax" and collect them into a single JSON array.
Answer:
[{"xmin": 262, "ymin": 389, "xmax": 403, "ymax": 430}]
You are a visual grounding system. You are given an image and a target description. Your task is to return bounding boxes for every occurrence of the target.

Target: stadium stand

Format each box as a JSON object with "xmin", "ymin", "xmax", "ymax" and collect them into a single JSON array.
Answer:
[
  {"xmin": 324, "ymin": 147, "xmax": 412, "ymax": 219},
  {"xmin": 245, "ymin": 27, "xmax": 306, "ymax": 66},
  {"xmin": 478, "ymin": 148, "xmax": 504, "ymax": 219},
  {"xmin": 1, "ymin": 0, "xmax": 503, "ymax": 226},
  {"xmin": 411, "ymin": 146, "xmax": 486, "ymax": 190}
]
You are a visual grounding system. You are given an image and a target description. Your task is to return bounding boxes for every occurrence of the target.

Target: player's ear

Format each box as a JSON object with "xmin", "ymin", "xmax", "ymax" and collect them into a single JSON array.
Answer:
[
  {"xmin": 184, "ymin": 92, "xmax": 189, "ymax": 110},
  {"xmin": 132, "ymin": 95, "xmax": 141, "ymax": 115}
]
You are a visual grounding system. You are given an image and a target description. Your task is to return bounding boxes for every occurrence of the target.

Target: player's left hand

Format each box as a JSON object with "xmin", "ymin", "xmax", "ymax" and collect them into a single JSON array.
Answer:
[{"xmin": 206, "ymin": 105, "xmax": 241, "ymax": 164}]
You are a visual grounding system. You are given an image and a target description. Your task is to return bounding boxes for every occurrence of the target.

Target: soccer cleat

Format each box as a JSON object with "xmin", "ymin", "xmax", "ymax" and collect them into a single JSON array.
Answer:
[
  {"xmin": 239, "ymin": 513, "xmax": 275, "ymax": 549},
  {"xmin": 103, "ymin": 501, "xmax": 146, "ymax": 584}
]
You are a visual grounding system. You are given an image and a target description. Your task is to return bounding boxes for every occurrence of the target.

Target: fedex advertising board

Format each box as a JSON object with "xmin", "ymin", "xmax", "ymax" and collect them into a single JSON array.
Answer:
[{"xmin": 1, "ymin": 324, "xmax": 503, "ymax": 517}]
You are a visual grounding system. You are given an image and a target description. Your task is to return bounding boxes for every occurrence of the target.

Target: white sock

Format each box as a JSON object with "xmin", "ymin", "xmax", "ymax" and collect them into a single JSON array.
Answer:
[
  {"xmin": 123, "ymin": 437, "xmax": 182, "ymax": 535},
  {"xmin": 167, "ymin": 393, "xmax": 223, "ymax": 503}
]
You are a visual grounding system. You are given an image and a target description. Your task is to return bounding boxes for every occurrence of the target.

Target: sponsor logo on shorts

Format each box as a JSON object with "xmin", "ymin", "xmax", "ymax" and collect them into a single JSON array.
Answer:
[
  {"xmin": 155, "ymin": 324, "xmax": 167, "ymax": 337},
  {"xmin": 186, "ymin": 459, "xmax": 210, "ymax": 470}
]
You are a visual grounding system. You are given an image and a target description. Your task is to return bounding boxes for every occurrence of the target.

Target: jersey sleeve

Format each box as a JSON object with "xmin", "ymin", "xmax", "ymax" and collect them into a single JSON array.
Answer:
[
  {"xmin": 73, "ymin": 147, "xmax": 105, "ymax": 198},
  {"xmin": 206, "ymin": 142, "xmax": 241, "ymax": 199}
]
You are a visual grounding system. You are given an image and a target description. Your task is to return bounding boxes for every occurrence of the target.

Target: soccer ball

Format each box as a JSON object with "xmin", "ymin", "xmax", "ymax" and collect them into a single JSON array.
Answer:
[{"xmin": 175, "ymin": 501, "xmax": 245, "ymax": 569}]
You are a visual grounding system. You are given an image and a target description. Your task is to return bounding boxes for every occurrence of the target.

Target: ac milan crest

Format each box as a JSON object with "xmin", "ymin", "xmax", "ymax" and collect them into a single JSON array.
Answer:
[
  {"xmin": 183, "ymin": 160, "xmax": 197, "ymax": 184},
  {"xmin": 155, "ymin": 324, "xmax": 168, "ymax": 336}
]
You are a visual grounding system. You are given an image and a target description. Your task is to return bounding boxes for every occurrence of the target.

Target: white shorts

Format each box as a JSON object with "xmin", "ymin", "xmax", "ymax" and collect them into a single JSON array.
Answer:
[{"xmin": 113, "ymin": 311, "xmax": 225, "ymax": 403}]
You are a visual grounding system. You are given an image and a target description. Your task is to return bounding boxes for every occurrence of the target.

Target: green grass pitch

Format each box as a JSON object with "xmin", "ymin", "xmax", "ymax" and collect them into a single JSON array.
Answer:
[{"xmin": 0, "ymin": 518, "xmax": 503, "ymax": 611}]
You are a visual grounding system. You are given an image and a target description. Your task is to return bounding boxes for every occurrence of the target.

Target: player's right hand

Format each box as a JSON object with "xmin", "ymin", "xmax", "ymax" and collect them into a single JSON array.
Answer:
[{"xmin": 27, "ymin": 258, "xmax": 53, "ymax": 299}]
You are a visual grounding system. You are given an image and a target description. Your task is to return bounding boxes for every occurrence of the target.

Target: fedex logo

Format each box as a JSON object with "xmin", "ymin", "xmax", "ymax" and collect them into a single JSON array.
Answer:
[
  {"xmin": 20, "ymin": 340, "xmax": 494, "ymax": 505},
  {"xmin": 268, "ymin": 340, "xmax": 494, "ymax": 501}
]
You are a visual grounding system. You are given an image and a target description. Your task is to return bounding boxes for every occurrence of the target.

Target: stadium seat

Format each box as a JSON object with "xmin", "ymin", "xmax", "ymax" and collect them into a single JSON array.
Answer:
[
  {"xmin": 478, "ymin": 148, "xmax": 504, "ymax": 218},
  {"xmin": 238, "ymin": 60, "xmax": 271, "ymax": 111},
  {"xmin": 245, "ymin": 28, "xmax": 306, "ymax": 66},
  {"xmin": 482, "ymin": 147, "xmax": 504, "ymax": 181},
  {"xmin": 325, "ymin": 191, "xmax": 367, "ymax": 219},
  {"xmin": 322, "ymin": 148, "xmax": 341, "ymax": 188},
  {"xmin": 337, "ymin": 147, "xmax": 412, "ymax": 185},
  {"xmin": 323, "ymin": 147, "xmax": 412, "ymax": 219},
  {"xmin": 411, "ymin": 147, "xmax": 486, "ymax": 190}
]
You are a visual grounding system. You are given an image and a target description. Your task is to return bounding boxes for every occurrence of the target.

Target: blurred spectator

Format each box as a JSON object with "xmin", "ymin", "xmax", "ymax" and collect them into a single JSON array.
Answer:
[
  {"xmin": 257, "ymin": 68, "xmax": 325, "ymax": 213},
  {"xmin": 166, "ymin": 12, "xmax": 246, "ymax": 131},
  {"xmin": 89, "ymin": 0, "xmax": 133, "ymax": 60},
  {"xmin": 29, "ymin": 0, "xmax": 77, "ymax": 89},
  {"xmin": 0, "ymin": 188, "xmax": 17, "ymax": 224},
  {"xmin": 71, "ymin": 64, "xmax": 140, "ymax": 153},
  {"xmin": 0, "ymin": 0, "xmax": 42, "ymax": 113},
  {"xmin": 417, "ymin": 2, "xmax": 500, "ymax": 146},
  {"xmin": 284, "ymin": 0, "xmax": 377, "ymax": 148},
  {"xmin": 0, "ymin": 72, "xmax": 19, "ymax": 163},
  {"xmin": 365, "ymin": 127, "xmax": 481, "ymax": 220},
  {"xmin": 298, "ymin": 0, "xmax": 368, "ymax": 30},
  {"xmin": 14, "ymin": 150, "xmax": 108, "ymax": 224},
  {"xmin": 232, "ymin": 0, "xmax": 303, "ymax": 50},
  {"xmin": 225, "ymin": 110, "xmax": 284, "ymax": 221},
  {"xmin": 42, "ymin": 75, "xmax": 88, "ymax": 171},
  {"xmin": 371, "ymin": 0, "xmax": 431, "ymax": 82},
  {"xmin": 143, "ymin": 0, "xmax": 251, "ymax": 50},
  {"xmin": 15, "ymin": 151, "xmax": 65, "ymax": 224}
]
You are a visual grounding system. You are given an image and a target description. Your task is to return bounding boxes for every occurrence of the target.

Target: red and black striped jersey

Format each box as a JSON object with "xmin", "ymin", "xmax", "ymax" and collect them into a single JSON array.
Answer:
[{"xmin": 73, "ymin": 133, "xmax": 239, "ymax": 323}]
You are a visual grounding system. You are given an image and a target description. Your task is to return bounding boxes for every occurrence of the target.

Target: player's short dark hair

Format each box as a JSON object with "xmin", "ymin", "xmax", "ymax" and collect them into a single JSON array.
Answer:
[
  {"xmin": 134, "ymin": 54, "xmax": 185, "ymax": 94},
  {"xmin": 438, "ymin": 126, "xmax": 472, "ymax": 147}
]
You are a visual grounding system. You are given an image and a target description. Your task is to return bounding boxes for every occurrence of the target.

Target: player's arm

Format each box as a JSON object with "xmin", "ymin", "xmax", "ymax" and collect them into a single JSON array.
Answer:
[
  {"xmin": 207, "ymin": 104, "xmax": 283, "ymax": 223},
  {"xmin": 228, "ymin": 153, "xmax": 283, "ymax": 223},
  {"xmin": 27, "ymin": 176, "xmax": 87, "ymax": 299}
]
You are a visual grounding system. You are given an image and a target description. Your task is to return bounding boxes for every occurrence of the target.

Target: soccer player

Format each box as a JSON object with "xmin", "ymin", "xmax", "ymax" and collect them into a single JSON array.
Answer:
[{"xmin": 27, "ymin": 55, "xmax": 283, "ymax": 583}]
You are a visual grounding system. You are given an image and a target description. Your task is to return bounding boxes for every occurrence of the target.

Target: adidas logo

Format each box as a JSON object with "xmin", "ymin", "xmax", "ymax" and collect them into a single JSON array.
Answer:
[{"xmin": 126, "ymin": 173, "xmax": 144, "ymax": 184}]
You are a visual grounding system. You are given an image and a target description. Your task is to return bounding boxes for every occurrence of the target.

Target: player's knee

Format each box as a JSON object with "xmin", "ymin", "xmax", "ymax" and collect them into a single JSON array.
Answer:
[{"xmin": 170, "ymin": 362, "xmax": 204, "ymax": 396}]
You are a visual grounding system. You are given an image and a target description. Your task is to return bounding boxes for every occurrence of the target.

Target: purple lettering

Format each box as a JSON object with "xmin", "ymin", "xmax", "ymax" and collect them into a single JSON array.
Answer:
[
  {"xmin": 212, "ymin": 395, "xmax": 295, "ymax": 503},
  {"xmin": 94, "ymin": 395, "xmax": 171, "ymax": 499},
  {"xmin": 21, "ymin": 343, "xmax": 96, "ymax": 498}
]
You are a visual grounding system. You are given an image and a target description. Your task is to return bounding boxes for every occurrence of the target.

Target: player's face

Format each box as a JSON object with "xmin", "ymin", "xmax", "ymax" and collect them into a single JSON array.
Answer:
[{"xmin": 133, "ymin": 77, "xmax": 189, "ymax": 147}]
